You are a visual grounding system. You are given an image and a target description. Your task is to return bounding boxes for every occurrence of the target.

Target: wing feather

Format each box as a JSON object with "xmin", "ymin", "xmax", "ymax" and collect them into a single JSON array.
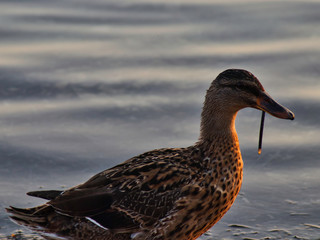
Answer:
[{"xmin": 42, "ymin": 147, "xmax": 198, "ymax": 232}]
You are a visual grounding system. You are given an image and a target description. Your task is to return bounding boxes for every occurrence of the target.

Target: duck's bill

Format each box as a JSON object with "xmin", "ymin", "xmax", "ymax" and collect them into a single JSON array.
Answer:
[{"xmin": 256, "ymin": 92, "xmax": 295, "ymax": 120}]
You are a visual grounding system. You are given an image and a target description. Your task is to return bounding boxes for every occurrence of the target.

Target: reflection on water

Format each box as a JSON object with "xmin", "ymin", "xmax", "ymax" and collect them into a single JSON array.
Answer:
[{"xmin": 0, "ymin": 0, "xmax": 319, "ymax": 239}]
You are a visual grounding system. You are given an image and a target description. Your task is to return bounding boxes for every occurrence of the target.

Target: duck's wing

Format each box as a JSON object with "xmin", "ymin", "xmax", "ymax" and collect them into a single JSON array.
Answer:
[
  {"xmin": 49, "ymin": 187, "xmax": 114, "ymax": 216},
  {"xmin": 47, "ymin": 148, "xmax": 197, "ymax": 232}
]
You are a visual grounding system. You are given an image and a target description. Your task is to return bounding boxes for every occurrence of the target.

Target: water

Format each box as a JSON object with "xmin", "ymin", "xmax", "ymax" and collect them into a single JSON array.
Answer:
[{"xmin": 0, "ymin": 0, "xmax": 319, "ymax": 239}]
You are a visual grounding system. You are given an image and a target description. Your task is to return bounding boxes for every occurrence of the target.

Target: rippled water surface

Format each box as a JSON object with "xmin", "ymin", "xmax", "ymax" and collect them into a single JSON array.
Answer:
[{"xmin": 0, "ymin": 0, "xmax": 319, "ymax": 239}]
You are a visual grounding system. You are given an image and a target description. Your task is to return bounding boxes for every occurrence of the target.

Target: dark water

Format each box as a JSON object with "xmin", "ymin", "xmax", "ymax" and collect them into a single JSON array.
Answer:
[{"xmin": 0, "ymin": 0, "xmax": 319, "ymax": 239}]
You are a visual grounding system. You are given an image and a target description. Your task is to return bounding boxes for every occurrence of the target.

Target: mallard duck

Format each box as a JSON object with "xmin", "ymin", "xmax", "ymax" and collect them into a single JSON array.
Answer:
[{"xmin": 7, "ymin": 69, "xmax": 294, "ymax": 240}]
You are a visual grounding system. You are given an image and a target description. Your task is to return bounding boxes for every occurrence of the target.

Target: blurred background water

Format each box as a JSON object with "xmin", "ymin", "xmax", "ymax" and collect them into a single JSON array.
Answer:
[{"xmin": 0, "ymin": 0, "xmax": 319, "ymax": 239}]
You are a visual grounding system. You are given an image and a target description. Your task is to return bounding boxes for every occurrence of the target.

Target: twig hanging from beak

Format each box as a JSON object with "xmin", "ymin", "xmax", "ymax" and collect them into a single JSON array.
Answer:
[{"xmin": 258, "ymin": 111, "xmax": 265, "ymax": 155}]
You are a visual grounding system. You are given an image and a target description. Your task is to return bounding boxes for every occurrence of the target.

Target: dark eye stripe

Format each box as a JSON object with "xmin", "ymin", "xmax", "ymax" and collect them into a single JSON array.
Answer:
[
  {"xmin": 220, "ymin": 83, "xmax": 260, "ymax": 96},
  {"xmin": 236, "ymin": 85, "xmax": 260, "ymax": 96}
]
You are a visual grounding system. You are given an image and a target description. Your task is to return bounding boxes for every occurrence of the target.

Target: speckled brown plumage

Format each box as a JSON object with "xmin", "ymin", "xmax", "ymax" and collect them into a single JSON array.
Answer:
[{"xmin": 7, "ymin": 69, "xmax": 294, "ymax": 240}]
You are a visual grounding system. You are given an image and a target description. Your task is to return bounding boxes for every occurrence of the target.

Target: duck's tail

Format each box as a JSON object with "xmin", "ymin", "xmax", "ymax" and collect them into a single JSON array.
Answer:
[
  {"xmin": 6, "ymin": 204, "xmax": 77, "ymax": 240},
  {"xmin": 6, "ymin": 204, "xmax": 53, "ymax": 231},
  {"xmin": 6, "ymin": 191, "xmax": 133, "ymax": 240}
]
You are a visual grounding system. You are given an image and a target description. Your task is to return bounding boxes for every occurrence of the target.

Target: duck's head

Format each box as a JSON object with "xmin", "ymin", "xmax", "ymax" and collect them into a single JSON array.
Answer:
[
  {"xmin": 208, "ymin": 69, "xmax": 294, "ymax": 120},
  {"xmin": 200, "ymin": 69, "xmax": 294, "ymax": 142}
]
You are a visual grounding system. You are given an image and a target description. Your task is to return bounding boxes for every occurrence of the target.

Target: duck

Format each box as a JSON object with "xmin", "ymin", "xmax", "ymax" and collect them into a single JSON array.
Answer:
[{"xmin": 7, "ymin": 69, "xmax": 294, "ymax": 240}]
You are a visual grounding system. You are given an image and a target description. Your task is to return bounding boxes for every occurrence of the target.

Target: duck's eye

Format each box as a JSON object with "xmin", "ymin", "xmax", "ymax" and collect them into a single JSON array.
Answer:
[
  {"xmin": 235, "ymin": 84, "xmax": 246, "ymax": 91},
  {"xmin": 234, "ymin": 84, "xmax": 260, "ymax": 96}
]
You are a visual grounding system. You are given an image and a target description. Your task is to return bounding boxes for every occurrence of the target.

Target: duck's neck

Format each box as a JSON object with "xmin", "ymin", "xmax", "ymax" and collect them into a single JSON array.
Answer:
[{"xmin": 198, "ymin": 100, "xmax": 239, "ymax": 145}]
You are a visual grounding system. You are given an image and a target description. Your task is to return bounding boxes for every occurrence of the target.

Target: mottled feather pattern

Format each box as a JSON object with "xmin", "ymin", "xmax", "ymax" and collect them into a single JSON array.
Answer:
[{"xmin": 6, "ymin": 69, "xmax": 294, "ymax": 240}]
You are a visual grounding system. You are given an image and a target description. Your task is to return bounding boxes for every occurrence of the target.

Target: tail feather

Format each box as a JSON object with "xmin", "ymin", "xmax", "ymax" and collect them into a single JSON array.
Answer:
[
  {"xmin": 6, "ymin": 205, "xmax": 50, "ymax": 230},
  {"xmin": 6, "ymin": 205, "xmax": 74, "ymax": 240},
  {"xmin": 6, "ymin": 193, "xmax": 133, "ymax": 239},
  {"xmin": 6, "ymin": 205, "xmax": 132, "ymax": 240},
  {"xmin": 27, "ymin": 190, "xmax": 63, "ymax": 200},
  {"xmin": 6, "ymin": 189, "xmax": 62, "ymax": 229}
]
